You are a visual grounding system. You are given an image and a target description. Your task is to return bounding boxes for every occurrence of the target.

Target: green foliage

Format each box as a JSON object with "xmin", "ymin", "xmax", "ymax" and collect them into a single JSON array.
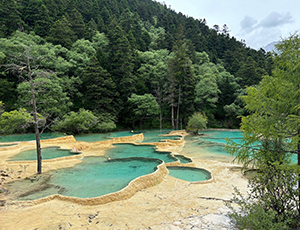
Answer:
[
  {"xmin": 0, "ymin": 108, "xmax": 32, "ymax": 134},
  {"xmin": 128, "ymin": 93, "xmax": 160, "ymax": 128},
  {"xmin": 17, "ymin": 73, "xmax": 72, "ymax": 118},
  {"xmin": 227, "ymin": 33, "xmax": 300, "ymax": 167},
  {"xmin": 96, "ymin": 113, "xmax": 117, "ymax": 132},
  {"xmin": 0, "ymin": 101, "xmax": 4, "ymax": 115},
  {"xmin": 187, "ymin": 112, "xmax": 207, "ymax": 134},
  {"xmin": 0, "ymin": 0, "xmax": 24, "ymax": 37},
  {"xmin": 128, "ymin": 93, "xmax": 160, "ymax": 117},
  {"xmin": 81, "ymin": 55, "xmax": 119, "ymax": 116},
  {"xmin": 0, "ymin": 0, "xmax": 273, "ymax": 129},
  {"xmin": 52, "ymin": 109, "xmax": 104, "ymax": 135},
  {"xmin": 46, "ymin": 16, "xmax": 76, "ymax": 49},
  {"xmin": 227, "ymin": 163, "xmax": 300, "ymax": 229},
  {"xmin": 226, "ymin": 34, "xmax": 300, "ymax": 229}
]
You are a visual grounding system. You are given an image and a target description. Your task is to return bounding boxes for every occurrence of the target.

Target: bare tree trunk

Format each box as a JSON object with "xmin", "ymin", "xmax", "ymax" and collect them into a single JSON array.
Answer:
[
  {"xmin": 159, "ymin": 108, "xmax": 162, "ymax": 130},
  {"xmin": 176, "ymin": 86, "xmax": 181, "ymax": 130},
  {"xmin": 26, "ymin": 50, "xmax": 42, "ymax": 174},
  {"xmin": 171, "ymin": 104, "xmax": 174, "ymax": 130}
]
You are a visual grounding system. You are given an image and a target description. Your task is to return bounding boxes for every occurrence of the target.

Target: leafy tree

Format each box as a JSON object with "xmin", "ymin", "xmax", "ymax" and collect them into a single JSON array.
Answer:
[
  {"xmin": 226, "ymin": 34, "xmax": 300, "ymax": 229},
  {"xmin": 0, "ymin": 108, "xmax": 33, "ymax": 134},
  {"xmin": 0, "ymin": 31, "xmax": 73, "ymax": 174},
  {"xmin": 52, "ymin": 108, "xmax": 116, "ymax": 134},
  {"xmin": 17, "ymin": 73, "xmax": 72, "ymax": 119},
  {"xmin": 128, "ymin": 93, "xmax": 160, "ymax": 129},
  {"xmin": 137, "ymin": 49, "xmax": 172, "ymax": 129},
  {"xmin": 52, "ymin": 108, "xmax": 98, "ymax": 135},
  {"xmin": 228, "ymin": 34, "xmax": 300, "ymax": 168},
  {"xmin": 194, "ymin": 71, "xmax": 220, "ymax": 113},
  {"xmin": 0, "ymin": 101, "xmax": 4, "ymax": 116},
  {"xmin": 168, "ymin": 24, "xmax": 195, "ymax": 129},
  {"xmin": 187, "ymin": 112, "xmax": 207, "ymax": 135},
  {"xmin": 67, "ymin": 38, "xmax": 96, "ymax": 77},
  {"xmin": 0, "ymin": 108, "xmax": 46, "ymax": 134}
]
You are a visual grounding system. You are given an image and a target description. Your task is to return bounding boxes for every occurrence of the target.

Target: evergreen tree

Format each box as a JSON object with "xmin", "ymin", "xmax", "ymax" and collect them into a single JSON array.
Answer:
[
  {"xmin": 23, "ymin": 0, "xmax": 51, "ymax": 37},
  {"xmin": 108, "ymin": 19, "xmax": 137, "ymax": 102},
  {"xmin": 83, "ymin": 19, "xmax": 98, "ymax": 41},
  {"xmin": 46, "ymin": 16, "xmax": 76, "ymax": 48},
  {"xmin": 82, "ymin": 56, "xmax": 120, "ymax": 117},
  {"xmin": 169, "ymin": 24, "xmax": 195, "ymax": 128},
  {"xmin": 67, "ymin": 9, "xmax": 85, "ymax": 39},
  {"xmin": 0, "ymin": 0, "xmax": 24, "ymax": 37}
]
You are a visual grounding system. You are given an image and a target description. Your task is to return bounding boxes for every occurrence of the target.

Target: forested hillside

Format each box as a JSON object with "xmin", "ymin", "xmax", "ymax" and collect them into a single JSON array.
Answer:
[{"xmin": 0, "ymin": 0, "xmax": 272, "ymax": 133}]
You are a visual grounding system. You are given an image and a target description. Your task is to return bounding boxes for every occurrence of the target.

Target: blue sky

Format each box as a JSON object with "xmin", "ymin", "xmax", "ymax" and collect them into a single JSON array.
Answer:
[{"xmin": 157, "ymin": 0, "xmax": 299, "ymax": 49}]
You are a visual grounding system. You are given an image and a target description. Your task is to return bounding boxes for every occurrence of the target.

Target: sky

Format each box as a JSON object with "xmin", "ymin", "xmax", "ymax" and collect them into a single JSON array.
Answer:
[{"xmin": 157, "ymin": 0, "xmax": 300, "ymax": 50}]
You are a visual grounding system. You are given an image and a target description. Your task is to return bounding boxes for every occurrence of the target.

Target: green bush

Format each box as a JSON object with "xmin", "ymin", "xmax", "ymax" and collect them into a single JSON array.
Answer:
[
  {"xmin": 186, "ymin": 112, "xmax": 207, "ymax": 135},
  {"xmin": 0, "ymin": 108, "xmax": 32, "ymax": 134},
  {"xmin": 52, "ymin": 109, "xmax": 116, "ymax": 134},
  {"xmin": 227, "ymin": 163, "xmax": 300, "ymax": 229}
]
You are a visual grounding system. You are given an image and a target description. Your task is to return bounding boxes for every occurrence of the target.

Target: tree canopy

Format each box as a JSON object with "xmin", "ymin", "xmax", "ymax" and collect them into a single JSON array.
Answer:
[{"xmin": 0, "ymin": 0, "xmax": 272, "ymax": 131}]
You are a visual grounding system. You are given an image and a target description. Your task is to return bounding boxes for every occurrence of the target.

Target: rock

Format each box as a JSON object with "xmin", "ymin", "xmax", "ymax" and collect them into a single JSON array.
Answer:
[
  {"xmin": 0, "ymin": 200, "xmax": 6, "ymax": 206},
  {"xmin": 88, "ymin": 214, "xmax": 95, "ymax": 219}
]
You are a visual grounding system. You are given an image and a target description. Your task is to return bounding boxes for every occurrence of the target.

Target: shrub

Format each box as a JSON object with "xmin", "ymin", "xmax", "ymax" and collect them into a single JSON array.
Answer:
[
  {"xmin": 186, "ymin": 112, "xmax": 207, "ymax": 135},
  {"xmin": 227, "ymin": 163, "xmax": 300, "ymax": 229}
]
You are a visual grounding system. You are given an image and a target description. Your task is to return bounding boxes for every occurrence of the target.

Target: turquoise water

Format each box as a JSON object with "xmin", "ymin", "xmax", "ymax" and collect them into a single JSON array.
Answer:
[
  {"xmin": 8, "ymin": 147, "xmax": 81, "ymax": 161},
  {"xmin": 140, "ymin": 129, "xmax": 181, "ymax": 142},
  {"xmin": 74, "ymin": 129, "xmax": 181, "ymax": 143},
  {"xmin": 199, "ymin": 130, "xmax": 243, "ymax": 144},
  {"xmin": 106, "ymin": 144, "xmax": 178, "ymax": 163},
  {"xmin": 0, "ymin": 129, "xmax": 181, "ymax": 144},
  {"xmin": 74, "ymin": 133, "xmax": 110, "ymax": 142},
  {"xmin": 0, "ymin": 133, "xmax": 64, "ymax": 143},
  {"xmin": 74, "ymin": 130, "xmax": 137, "ymax": 142},
  {"xmin": 167, "ymin": 166, "xmax": 211, "ymax": 182},
  {"xmin": 11, "ymin": 157, "xmax": 162, "ymax": 200},
  {"xmin": 0, "ymin": 144, "xmax": 17, "ymax": 148},
  {"xmin": 174, "ymin": 155, "xmax": 193, "ymax": 164},
  {"xmin": 191, "ymin": 131, "xmax": 298, "ymax": 164}
]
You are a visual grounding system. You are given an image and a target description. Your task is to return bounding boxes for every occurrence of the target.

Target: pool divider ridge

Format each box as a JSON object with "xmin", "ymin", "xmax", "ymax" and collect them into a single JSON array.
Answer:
[{"xmin": 1, "ymin": 131, "xmax": 215, "ymax": 206}]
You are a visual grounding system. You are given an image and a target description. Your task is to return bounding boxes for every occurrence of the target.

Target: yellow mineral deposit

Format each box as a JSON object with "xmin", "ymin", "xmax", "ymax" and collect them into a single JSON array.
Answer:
[{"xmin": 0, "ymin": 131, "xmax": 248, "ymax": 229}]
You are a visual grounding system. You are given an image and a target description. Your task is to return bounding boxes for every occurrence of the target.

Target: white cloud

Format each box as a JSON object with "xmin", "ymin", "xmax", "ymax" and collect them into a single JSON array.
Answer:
[
  {"xmin": 238, "ymin": 12, "xmax": 295, "ymax": 49},
  {"xmin": 240, "ymin": 15, "xmax": 258, "ymax": 34},
  {"xmin": 259, "ymin": 12, "xmax": 294, "ymax": 28}
]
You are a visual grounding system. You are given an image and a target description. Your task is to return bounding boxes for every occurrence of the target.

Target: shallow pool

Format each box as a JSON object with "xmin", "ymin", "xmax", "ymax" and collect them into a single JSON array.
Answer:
[
  {"xmin": 167, "ymin": 166, "xmax": 211, "ymax": 182},
  {"xmin": 7, "ymin": 157, "xmax": 161, "ymax": 200},
  {"xmin": 0, "ymin": 144, "xmax": 17, "ymax": 148},
  {"xmin": 105, "ymin": 144, "xmax": 178, "ymax": 163},
  {"xmin": 8, "ymin": 147, "xmax": 81, "ymax": 161},
  {"xmin": 74, "ymin": 129, "xmax": 181, "ymax": 143},
  {"xmin": 5, "ymin": 130, "xmax": 248, "ymax": 201},
  {"xmin": 0, "ymin": 133, "xmax": 65, "ymax": 143},
  {"xmin": 199, "ymin": 130, "xmax": 243, "ymax": 145}
]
